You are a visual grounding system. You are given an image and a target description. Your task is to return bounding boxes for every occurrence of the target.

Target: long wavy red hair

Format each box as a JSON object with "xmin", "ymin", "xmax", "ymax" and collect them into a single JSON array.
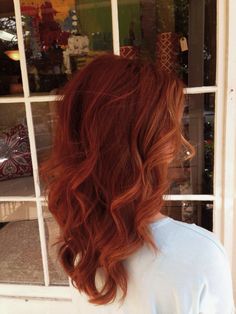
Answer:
[{"xmin": 41, "ymin": 53, "xmax": 194, "ymax": 305}]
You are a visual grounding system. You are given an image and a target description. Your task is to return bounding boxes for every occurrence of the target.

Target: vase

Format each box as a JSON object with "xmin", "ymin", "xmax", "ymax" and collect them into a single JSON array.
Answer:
[
  {"xmin": 156, "ymin": 32, "xmax": 180, "ymax": 74},
  {"xmin": 120, "ymin": 45, "xmax": 139, "ymax": 59}
]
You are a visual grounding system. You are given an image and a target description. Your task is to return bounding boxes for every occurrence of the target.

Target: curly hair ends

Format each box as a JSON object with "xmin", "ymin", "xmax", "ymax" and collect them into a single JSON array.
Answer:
[{"xmin": 41, "ymin": 53, "xmax": 194, "ymax": 305}]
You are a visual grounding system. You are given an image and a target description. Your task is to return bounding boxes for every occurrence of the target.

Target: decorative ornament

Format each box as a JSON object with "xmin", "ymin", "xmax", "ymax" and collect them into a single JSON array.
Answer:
[{"xmin": 156, "ymin": 32, "xmax": 180, "ymax": 74}]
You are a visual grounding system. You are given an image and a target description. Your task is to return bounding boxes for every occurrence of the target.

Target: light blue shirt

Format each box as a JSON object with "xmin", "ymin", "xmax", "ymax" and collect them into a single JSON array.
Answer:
[{"xmin": 70, "ymin": 217, "xmax": 235, "ymax": 314}]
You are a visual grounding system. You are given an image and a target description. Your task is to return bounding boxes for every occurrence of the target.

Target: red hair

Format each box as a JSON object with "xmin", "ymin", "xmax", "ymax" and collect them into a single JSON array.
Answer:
[{"xmin": 41, "ymin": 53, "xmax": 194, "ymax": 305}]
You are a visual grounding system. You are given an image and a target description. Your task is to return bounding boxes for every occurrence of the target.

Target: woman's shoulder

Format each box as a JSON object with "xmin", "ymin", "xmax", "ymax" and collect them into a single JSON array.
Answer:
[
  {"xmin": 170, "ymin": 218, "xmax": 226, "ymax": 255},
  {"xmin": 150, "ymin": 217, "xmax": 228, "ymax": 261}
]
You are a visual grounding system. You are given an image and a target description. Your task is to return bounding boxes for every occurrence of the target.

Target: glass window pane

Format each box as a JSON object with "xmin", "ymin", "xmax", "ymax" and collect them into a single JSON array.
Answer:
[
  {"xmin": 162, "ymin": 201, "xmax": 213, "ymax": 231},
  {"xmin": 169, "ymin": 93, "xmax": 214, "ymax": 194},
  {"xmin": 43, "ymin": 205, "xmax": 69, "ymax": 285},
  {"xmin": 0, "ymin": 103, "xmax": 35, "ymax": 196},
  {"xmin": 32, "ymin": 102, "xmax": 53, "ymax": 162},
  {"xmin": 20, "ymin": 0, "xmax": 113, "ymax": 94},
  {"xmin": 118, "ymin": 0, "xmax": 216, "ymax": 87},
  {"xmin": 0, "ymin": 0, "xmax": 23, "ymax": 96},
  {"xmin": 0, "ymin": 202, "xmax": 44, "ymax": 284},
  {"xmin": 31, "ymin": 101, "xmax": 54, "ymax": 192}
]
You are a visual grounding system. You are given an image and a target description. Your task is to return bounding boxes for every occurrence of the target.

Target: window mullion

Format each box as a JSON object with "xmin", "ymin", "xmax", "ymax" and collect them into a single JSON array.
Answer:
[
  {"xmin": 111, "ymin": 0, "xmax": 120, "ymax": 55},
  {"xmin": 13, "ymin": 0, "xmax": 50, "ymax": 286}
]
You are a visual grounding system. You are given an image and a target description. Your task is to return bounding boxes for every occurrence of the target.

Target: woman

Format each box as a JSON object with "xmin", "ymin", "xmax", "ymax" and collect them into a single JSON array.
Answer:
[{"xmin": 42, "ymin": 54, "xmax": 235, "ymax": 313}]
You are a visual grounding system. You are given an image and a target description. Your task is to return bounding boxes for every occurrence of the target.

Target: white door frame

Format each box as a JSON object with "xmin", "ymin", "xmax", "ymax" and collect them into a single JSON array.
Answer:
[{"xmin": 0, "ymin": 0, "xmax": 235, "ymax": 305}]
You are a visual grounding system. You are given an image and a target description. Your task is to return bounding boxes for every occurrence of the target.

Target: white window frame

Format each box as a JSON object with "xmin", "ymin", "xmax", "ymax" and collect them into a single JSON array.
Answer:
[{"xmin": 0, "ymin": 0, "xmax": 235, "ymax": 304}]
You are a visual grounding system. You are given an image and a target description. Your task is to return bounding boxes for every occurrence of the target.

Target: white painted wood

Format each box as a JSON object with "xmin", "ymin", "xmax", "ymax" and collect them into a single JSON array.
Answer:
[
  {"xmin": 213, "ymin": 0, "xmax": 236, "ymax": 300},
  {"xmin": 0, "ymin": 194, "xmax": 214, "ymax": 202},
  {"xmin": 164, "ymin": 195, "xmax": 214, "ymax": 201},
  {"xmin": 27, "ymin": 95, "xmax": 61, "ymax": 102},
  {"xmin": 233, "ymin": 151, "xmax": 236, "ymax": 299},
  {"xmin": 184, "ymin": 86, "xmax": 217, "ymax": 94},
  {"xmin": 0, "ymin": 96, "xmax": 60, "ymax": 104},
  {"xmin": 213, "ymin": 0, "xmax": 227, "ymax": 239},
  {"xmin": 0, "ymin": 197, "xmax": 36, "ymax": 202},
  {"xmin": 0, "ymin": 97, "xmax": 25, "ymax": 104},
  {"xmin": 111, "ymin": 0, "xmax": 120, "ymax": 55},
  {"xmin": 13, "ymin": 0, "xmax": 30, "ymax": 98},
  {"xmin": 221, "ymin": 0, "xmax": 236, "ymax": 267},
  {"xmin": 0, "ymin": 285, "xmax": 71, "ymax": 300},
  {"xmin": 0, "ymin": 297, "xmax": 73, "ymax": 314}
]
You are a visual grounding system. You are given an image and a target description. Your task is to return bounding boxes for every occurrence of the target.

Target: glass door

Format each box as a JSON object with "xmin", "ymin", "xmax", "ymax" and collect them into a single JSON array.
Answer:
[{"xmin": 0, "ymin": 0, "xmax": 235, "ymax": 310}]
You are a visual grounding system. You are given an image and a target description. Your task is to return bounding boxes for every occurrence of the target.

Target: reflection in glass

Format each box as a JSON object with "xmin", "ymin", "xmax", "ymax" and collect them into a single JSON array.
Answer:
[
  {"xmin": 0, "ymin": 103, "xmax": 35, "ymax": 196},
  {"xmin": 118, "ymin": 0, "xmax": 216, "ymax": 86},
  {"xmin": 31, "ymin": 102, "xmax": 55, "ymax": 192},
  {"xmin": 169, "ymin": 93, "xmax": 214, "ymax": 195},
  {"xmin": 43, "ymin": 206, "xmax": 69, "ymax": 285},
  {"xmin": 0, "ymin": 0, "xmax": 23, "ymax": 96},
  {"xmin": 20, "ymin": 0, "xmax": 113, "ymax": 94},
  {"xmin": 162, "ymin": 201, "xmax": 213, "ymax": 231},
  {"xmin": 0, "ymin": 202, "xmax": 44, "ymax": 284},
  {"xmin": 32, "ymin": 102, "xmax": 54, "ymax": 162}
]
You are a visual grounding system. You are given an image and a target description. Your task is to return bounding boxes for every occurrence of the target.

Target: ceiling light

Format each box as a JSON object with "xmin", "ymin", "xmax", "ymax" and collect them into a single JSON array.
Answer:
[{"xmin": 5, "ymin": 50, "xmax": 20, "ymax": 61}]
